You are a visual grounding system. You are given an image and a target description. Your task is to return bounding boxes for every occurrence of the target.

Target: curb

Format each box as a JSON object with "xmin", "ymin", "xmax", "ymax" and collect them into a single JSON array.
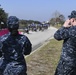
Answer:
[{"xmin": 25, "ymin": 37, "xmax": 54, "ymax": 58}]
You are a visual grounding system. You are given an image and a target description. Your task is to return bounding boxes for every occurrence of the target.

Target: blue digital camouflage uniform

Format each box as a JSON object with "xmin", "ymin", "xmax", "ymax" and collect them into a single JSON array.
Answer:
[
  {"xmin": 0, "ymin": 32, "xmax": 32, "ymax": 75},
  {"xmin": 54, "ymin": 26, "xmax": 76, "ymax": 75}
]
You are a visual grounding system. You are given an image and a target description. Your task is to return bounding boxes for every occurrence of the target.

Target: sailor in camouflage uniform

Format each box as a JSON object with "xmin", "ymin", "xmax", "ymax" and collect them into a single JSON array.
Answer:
[
  {"xmin": 54, "ymin": 10, "xmax": 76, "ymax": 75},
  {"xmin": 0, "ymin": 16, "xmax": 32, "ymax": 75}
]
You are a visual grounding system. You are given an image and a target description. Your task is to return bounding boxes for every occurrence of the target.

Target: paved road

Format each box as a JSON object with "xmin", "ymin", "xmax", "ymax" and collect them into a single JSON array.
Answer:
[{"xmin": 23, "ymin": 26, "xmax": 57, "ymax": 50}]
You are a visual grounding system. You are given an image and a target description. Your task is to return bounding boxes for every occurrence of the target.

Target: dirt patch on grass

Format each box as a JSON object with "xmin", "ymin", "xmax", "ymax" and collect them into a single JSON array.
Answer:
[{"xmin": 25, "ymin": 39, "xmax": 62, "ymax": 75}]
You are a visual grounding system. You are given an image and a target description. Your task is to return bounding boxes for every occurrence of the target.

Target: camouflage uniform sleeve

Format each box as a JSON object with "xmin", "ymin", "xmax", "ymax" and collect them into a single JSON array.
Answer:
[
  {"xmin": 54, "ymin": 26, "xmax": 70, "ymax": 40},
  {"xmin": 0, "ymin": 41, "xmax": 3, "ymax": 57},
  {"xmin": 23, "ymin": 36, "xmax": 32, "ymax": 55}
]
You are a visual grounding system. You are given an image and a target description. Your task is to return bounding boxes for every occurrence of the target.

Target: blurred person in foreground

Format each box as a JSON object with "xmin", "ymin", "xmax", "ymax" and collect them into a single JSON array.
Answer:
[
  {"xmin": 0, "ymin": 16, "xmax": 32, "ymax": 75},
  {"xmin": 54, "ymin": 10, "xmax": 76, "ymax": 75}
]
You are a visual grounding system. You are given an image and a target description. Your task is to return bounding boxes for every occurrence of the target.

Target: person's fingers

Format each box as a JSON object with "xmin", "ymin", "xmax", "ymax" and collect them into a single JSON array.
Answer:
[
  {"xmin": 67, "ymin": 25, "xmax": 72, "ymax": 27},
  {"xmin": 63, "ymin": 19, "xmax": 73, "ymax": 27},
  {"xmin": 72, "ymin": 21, "xmax": 76, "ymax": 26},
  {"xmin": 65, "ymin": 20, "xmax": 71, "ymax": 24},
  {"xmin": 63, "ymin": 22, "xmax": 72, "ymax": 27}
]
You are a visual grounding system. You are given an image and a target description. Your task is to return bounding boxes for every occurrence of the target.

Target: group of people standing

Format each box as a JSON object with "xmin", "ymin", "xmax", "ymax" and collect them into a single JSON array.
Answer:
[{"xmin": 0, "ymin": 10, "xmax": 76, "ymax": 75}]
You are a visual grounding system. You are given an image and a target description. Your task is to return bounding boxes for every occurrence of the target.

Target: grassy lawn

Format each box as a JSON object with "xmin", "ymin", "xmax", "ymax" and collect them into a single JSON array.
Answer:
[{"xmin": 25, "ymin": 39, "xmax": 63, "ymax": 75}]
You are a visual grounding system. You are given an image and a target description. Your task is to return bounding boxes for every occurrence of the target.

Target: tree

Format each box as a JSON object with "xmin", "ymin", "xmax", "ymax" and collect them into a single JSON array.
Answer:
[
  {"xmin": 59, "ymin": 14, "xmax": 65, "ymax": 24},
  {"xmin": 49, "ymin": 18, "xmax": 56, "ymax": 25},
  {"xmin": 52, "ymin": 10, "xmax": 60, "ymax": 18},
  {"xmin": 50, "ymin": 11, "xmax": 65, "ymax": 26},
  {"xmin": 19, "ymin": 19, "xmax": 41, "ymax": 28},
  {"xmin": 0, "ymin": 7, "xmax": 8, "ymax": 29}
]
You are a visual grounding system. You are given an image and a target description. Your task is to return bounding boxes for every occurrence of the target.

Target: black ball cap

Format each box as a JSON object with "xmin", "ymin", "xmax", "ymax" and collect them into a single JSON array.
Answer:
[
  {"xmin": 68, "ymin": 10, "xmax": 76, "ymax": 19},
  {"xmin": 7, "ymin": 16, "xmax": 19, "ymax": 29}
]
